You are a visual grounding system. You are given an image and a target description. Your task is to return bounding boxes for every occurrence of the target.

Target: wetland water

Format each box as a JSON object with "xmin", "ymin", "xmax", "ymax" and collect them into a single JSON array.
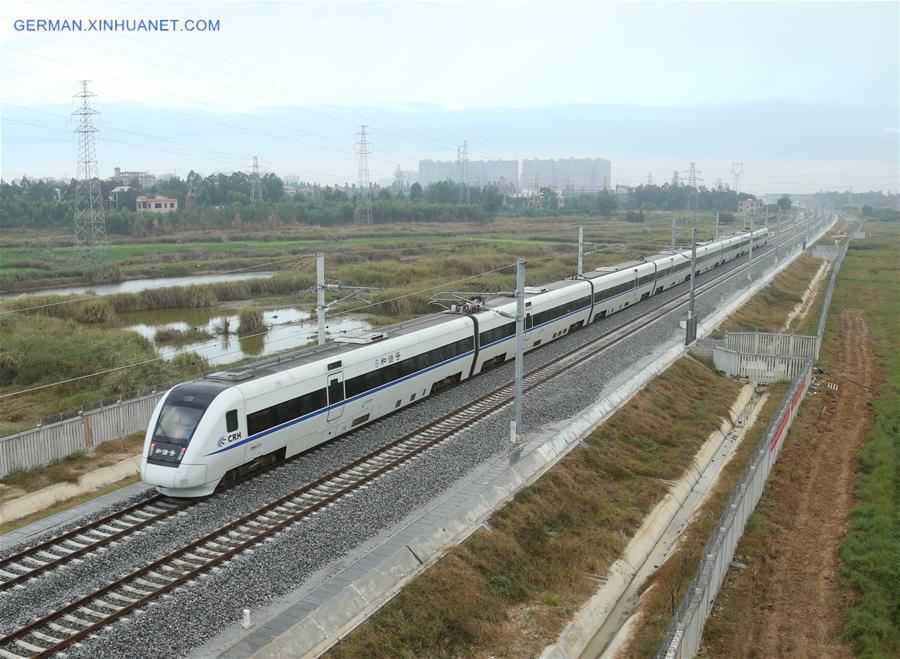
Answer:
[
  {"xmin": 122, "ymin": 307, "xmax": 371, "ymax": 365},
  {"xmin": 2, "ymin": 271, "xmax": 276, "ymax": 298}
]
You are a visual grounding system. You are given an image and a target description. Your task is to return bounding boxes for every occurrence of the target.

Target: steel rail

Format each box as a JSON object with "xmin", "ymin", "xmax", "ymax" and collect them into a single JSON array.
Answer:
[{"xmin": 0, "ymin": 495, "xmax": 189, "ymax": 592}]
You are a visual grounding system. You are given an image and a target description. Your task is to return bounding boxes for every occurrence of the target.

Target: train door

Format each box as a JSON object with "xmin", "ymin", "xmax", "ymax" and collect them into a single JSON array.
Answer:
[{"xmin": 327, "ymin": 372, "xmax": 345, "ymax": 421}]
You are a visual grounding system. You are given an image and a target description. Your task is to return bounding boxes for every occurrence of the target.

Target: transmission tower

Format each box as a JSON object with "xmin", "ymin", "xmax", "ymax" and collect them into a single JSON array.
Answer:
[
  {"xmin": 186, "ymin": 170, "xmax": 199, "ymax": 210},
  {"xmin": 72, "ymin": 80, "xmax": 106, "ymax": 259},
  {"xmin": 672, "ymin": 170, "xmax": 680, "ymax": 186},
  {"xmin": 731, "ymin": 162, "xmax": 744, "ymax": 194},
  {"xmin": 457, "ymin": 140, "xmax": 470, "ymax": 204},
  {"xmin": 250, "ymin": 155, "xmax": 262, "ymax": 201},
  {"xmin": 681, "ymin": 162, "xmax": 703, "ymax": 215},
  {"xmin": 647, "ymin": 172, "xmax": 653, "ymax": 186},
  {"xmin": 393, "ymin": 164, "xmax": 405, "ymax": 191},
  {"xmin": 354, "ymin": 125, "xmax": 373, "ymax": 224}
]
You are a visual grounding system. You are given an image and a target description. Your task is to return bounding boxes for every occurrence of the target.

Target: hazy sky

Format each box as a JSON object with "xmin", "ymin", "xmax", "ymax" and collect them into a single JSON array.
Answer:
[{"xmin": 1, "ymin": 1, "xmax": 898, "ymax": 191}]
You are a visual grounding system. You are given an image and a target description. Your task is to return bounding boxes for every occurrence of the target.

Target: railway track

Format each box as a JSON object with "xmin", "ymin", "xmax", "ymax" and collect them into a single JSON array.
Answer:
[
  {"xmin": 0, "ymin": 496, "xmax": 189, "ymax": 593},
  {"xmin": 0, "ymin": 224, "xmax": 819, "ymax": 658}
]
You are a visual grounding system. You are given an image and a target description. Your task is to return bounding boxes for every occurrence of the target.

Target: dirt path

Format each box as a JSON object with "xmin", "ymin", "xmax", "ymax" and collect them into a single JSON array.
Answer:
[{"xmin": 701, "ymin": 309, "xmax": 875, "ymax": 658}]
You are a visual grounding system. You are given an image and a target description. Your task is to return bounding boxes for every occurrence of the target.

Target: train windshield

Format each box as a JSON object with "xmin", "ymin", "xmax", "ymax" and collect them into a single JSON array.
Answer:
[
  {"xmin": 150, "ymin": 381, "xmax": 229, "ymax": 453},
  {"xmin": 153, "ymin": 404, "xmax": 204, "ymax": 446}
]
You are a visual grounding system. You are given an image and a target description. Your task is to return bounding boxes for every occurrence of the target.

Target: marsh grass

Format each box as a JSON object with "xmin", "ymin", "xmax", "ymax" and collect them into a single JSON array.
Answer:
[
  {"xmin": 237, "ymin": 308, "xmax": 266, "ymax": 336},
  {"xmin": 154, "ymin": 327, "xmax": 214, "ymax": 345}
]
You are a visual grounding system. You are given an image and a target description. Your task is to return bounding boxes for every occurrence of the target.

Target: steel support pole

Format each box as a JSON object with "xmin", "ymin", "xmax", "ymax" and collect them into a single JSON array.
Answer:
[
  {"xmin": 316, "ymin": 252, "xmax": 326, "ymax": 346},
  {"xmin": 577, "ymin": 225, "xmax": 584, "ymax": 276},
  {"xmin": 747, "ymin": 215, "xmax": 754, "ymax": 280},
  {"xmin": 715, "ymin": 211, "xmax": 719, "ymax": 240},
  {"xmin": 512, "ymin": 259, "xmax": 526, "ymax": 442},
  {"xmin": 686, "ymin": 228, "xmax": 698, "ymax": 345}
]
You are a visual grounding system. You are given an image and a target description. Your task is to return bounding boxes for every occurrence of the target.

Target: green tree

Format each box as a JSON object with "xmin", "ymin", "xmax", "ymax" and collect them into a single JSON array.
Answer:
[
  {"xmin": 777, "ymin": 195, "xmax": 792, "ymax": 212},
  {"xmin": 409, "ymin": 182, "xmax": 423, "ymax": 201},
  {"xmin": 481, "ymin": 186, "xmax": 503, "ymax": 214}
]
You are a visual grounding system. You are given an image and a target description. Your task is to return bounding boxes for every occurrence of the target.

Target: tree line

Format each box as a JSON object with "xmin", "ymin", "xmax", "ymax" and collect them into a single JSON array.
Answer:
[{"xmin": 0, "ymin": 173, "xmax": 505, "ymax": 233}]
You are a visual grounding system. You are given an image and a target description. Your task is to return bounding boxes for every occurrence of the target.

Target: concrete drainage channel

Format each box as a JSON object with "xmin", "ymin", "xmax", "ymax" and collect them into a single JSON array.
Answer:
[{"xmin": 189, "ymin": 219, "xmax": 835, "ymax": 659}]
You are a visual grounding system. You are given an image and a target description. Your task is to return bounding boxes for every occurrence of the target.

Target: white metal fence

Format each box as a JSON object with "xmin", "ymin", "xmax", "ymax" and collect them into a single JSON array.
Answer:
[
  {"xmin": 723, "ymin": 331, "xmax": 819, "ymax": 358},
  {"xmin": 713, "ymin": 349, "xmax": 813, "ymax": 383},
  {"xmin": 656, "ymin": 362, "xmax": 812, "ymax": 659},
  {"xmin": 0, "ymin": 392, "xmax": 163, "ymax": 478}
]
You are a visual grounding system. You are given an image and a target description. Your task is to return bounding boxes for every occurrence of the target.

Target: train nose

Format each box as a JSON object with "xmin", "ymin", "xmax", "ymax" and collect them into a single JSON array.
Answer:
[{"xmin": 142, "ymin": 462, "xmax": 207, "ymax": 489}]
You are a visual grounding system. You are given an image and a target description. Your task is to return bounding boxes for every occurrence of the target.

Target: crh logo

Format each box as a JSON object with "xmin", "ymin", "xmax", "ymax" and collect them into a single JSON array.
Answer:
[{"xmin": 217, "ymin": 431, "xmax": 242, "ymax": 448}]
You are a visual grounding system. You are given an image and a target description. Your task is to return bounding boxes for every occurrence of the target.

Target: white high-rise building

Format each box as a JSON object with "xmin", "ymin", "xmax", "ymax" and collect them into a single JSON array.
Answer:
[{"xmin": 521, "ymin": 157, "xmax": 611, "ymax": 192}]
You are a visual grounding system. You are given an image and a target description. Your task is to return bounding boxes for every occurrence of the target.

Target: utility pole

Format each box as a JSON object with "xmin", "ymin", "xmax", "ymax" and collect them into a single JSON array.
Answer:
[
  {"xmin": 577, "ymin": 225, "xmax": 584, "ymax": 275},
  {"xmin": 250, "ymin": 156, "xmax": 262, "ymax": 201},
  {"xmin": 715, "ymin": 211, "xmax": 720, "ymax": 240},
  {"xmin": 512, "ymin": 259, "xmax": 526, "ymax": 443},
  {"xmin": 354, "ymin": 125, "xmax": 373, "ymax": 224},
  {"xmin": 748, "ymin": 215, "xmax": 754, "ymax": 280},
  {"xmin": 316, "ymin": 253, "xmax": 326, "ymax": 345},
  {"xmin": 72, "ymin": 80, "xmax": 106, "ymax": 259},
  {"xmin": 685, "ymin": 228, "xmax": 698, "ymax": 345}
]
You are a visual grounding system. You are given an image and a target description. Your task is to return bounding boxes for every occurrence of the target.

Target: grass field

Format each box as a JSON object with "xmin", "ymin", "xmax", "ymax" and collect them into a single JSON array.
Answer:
[
  {"xmin": 829, "ymin": 220, "xmax": 899, "ymax": 657},
  {"xmin": 0, "ymin": 213, "xmax": 725, "ymax": 292}
]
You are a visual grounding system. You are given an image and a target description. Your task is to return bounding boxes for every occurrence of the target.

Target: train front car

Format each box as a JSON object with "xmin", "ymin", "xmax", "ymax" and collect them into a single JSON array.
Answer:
[{"xmin": 141, "ymin": 381, "xmax": 241, "ymax": 497}]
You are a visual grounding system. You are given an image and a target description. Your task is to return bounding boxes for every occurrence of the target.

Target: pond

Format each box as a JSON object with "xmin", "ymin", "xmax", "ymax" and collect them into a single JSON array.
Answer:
[
  {"xmin": 3, "ymin": 271, "xmax": 276, "ymax": 298},
  {"xmin": 121, "ymin": 306, "xmax": 371, "ymax": 366}
]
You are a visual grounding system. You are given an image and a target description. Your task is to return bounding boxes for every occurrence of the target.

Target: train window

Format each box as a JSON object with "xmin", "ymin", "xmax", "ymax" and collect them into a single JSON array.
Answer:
[
  {"xmin": 246, "ymin": 387, "xmax": 327, "ymax": 436},
  {"xmin": 226, "ymin": 409, "xmax": 238, "ymax": 432},
  {"xmin": 247, "ymin": 407, "xmax": 277, "ymax": 436},
  {"xmin": 328, "ymin": 360, "xmax": 342, "ymax": 371},
  {"xmin": 328, "ymin": 376, "xmax": 345, "ymax": 405},
  {"xmin": 345, "ymin": 338, "xmax": 474, "ymax": 398}
]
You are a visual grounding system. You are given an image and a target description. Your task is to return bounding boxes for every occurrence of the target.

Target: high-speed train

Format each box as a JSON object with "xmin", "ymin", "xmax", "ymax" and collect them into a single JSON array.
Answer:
[{"xmin": 142, "ymin": 228, "xmax": 768, "ymax": 496}]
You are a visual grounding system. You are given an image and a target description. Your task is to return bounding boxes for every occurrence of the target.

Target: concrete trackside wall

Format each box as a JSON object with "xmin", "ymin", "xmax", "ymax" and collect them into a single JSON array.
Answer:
[{"xmin": 0, "ymin": 393, "xmax": 163, "ymax": 478}]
